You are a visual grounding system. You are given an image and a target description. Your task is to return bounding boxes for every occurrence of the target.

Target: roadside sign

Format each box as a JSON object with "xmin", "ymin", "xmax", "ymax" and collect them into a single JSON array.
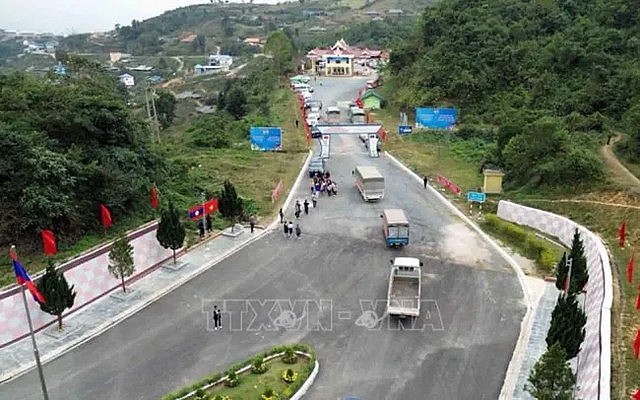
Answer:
[
  {"xmin": 398, "ymin": 125, "xmax": 412, "ymax": 135},
  {"xmin": 467, "ymin": 191, "xmax": 486, "ymax": 203}
]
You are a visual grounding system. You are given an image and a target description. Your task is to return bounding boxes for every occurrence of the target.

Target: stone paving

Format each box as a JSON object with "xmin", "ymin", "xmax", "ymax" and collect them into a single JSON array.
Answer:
[
  {"xmin": 0, "ymin": 227, "xmax": 264, "ymax": 384},
  {"xmin": 512, "ymin": 279, "xmax": 559, "ymax": 399}
]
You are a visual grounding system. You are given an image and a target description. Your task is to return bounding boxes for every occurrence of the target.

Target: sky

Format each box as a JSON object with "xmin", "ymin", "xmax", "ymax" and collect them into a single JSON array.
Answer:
[{"xmin": 0, "ymin": 0, "xmax": 290, "ymax": 35}]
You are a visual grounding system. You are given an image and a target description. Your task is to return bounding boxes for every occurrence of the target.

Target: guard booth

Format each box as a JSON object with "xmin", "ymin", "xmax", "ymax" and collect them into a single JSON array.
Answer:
[{"xmin": 483, "ymin": 168, "xmax": 505, "ymax": 194}]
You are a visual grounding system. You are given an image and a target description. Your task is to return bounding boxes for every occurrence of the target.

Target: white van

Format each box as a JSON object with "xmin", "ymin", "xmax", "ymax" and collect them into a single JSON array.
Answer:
[{"xmin": 293, "ymin": 83, "xmax": 314, "ymax": 93}]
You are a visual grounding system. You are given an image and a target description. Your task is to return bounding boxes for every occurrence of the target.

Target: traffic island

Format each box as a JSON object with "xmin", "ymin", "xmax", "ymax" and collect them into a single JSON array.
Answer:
[
  {"xmin": 221, "ymin": 224, "xmax": 245, "ymax": 238},
  {"xmin": 162, "ymin": 260, "xmax": 190, "ymax": 272},
  {"xmin": 160, "ymin": 344, "xmax": 318, "ymax": 400},
  {"xmin": 42, "ymin": 321, "xmax": 82, "ymax": 340}
]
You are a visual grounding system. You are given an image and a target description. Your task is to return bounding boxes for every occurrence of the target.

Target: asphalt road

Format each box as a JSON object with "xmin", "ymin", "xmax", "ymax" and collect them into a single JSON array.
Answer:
[{"xmin": 0, "ymin": 77, "xmax": 525, "ymax": 400}]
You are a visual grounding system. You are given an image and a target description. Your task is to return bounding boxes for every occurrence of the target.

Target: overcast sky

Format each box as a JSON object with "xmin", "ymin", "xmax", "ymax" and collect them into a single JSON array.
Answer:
[{"xmin": 0, "ymin": 0, "xmax": 288, "ymax": 34}]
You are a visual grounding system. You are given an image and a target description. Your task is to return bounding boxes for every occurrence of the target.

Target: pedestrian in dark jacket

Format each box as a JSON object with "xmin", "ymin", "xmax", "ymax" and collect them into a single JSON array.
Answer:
[
  {"xmin": 303, "ymin": 199, "xmax": 309, "ymax": 215},
  {"xmin": 283, "ymin": 220, "xmax": 289, "ymax": 237},
  {"xmin": 295, "ymin": 224, "xmax": 301, "ymax": 240},
  {"xmin": 205, "ymin": 214, "xmax": 213, "ymax": 233},
  {"xmin": 423, "ymin": 176, "xmax": 428, "ymax": 189},
  {"xmin": 279, "ymin": 208, "xmax": 284, "ymax": 223}
]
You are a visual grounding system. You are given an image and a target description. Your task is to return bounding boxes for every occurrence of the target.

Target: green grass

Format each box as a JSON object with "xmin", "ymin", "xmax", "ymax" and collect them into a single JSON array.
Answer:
[
  {"xmin": 205, "ymin": 358, "xmax": 311, "ymax": 399},
  {"xmin": 0, "ymin": 87, "xmax": 307, "ymax": 289},
  {"xmin": 371, "ymin": 106, "xmax": 640, "ymax": 396}
]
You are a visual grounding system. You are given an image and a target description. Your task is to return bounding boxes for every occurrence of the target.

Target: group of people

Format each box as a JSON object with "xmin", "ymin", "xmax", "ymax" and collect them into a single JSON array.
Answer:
[{"xmin": 311, "ymin": 172, "xmax": 338, "ymax": 197}]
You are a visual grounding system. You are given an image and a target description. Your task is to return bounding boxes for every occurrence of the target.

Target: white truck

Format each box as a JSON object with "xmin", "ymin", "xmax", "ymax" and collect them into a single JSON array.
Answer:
[
  {"xmin": 353, "ymin": 166, "xmax": 384, "ymax": 201},
  {"xmin": 387, "ymin": 257, "xmax": 422, "ymax": 318}
]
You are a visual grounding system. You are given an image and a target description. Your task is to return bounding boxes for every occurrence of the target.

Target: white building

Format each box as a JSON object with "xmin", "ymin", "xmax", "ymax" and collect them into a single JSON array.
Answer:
[
  {"xmin": 208, "ymin": 55, "xmax": 233, "ymax": 70},
  {"xmin": 118, "ymin": 73, "xmax": 135, "ymax": 87}
]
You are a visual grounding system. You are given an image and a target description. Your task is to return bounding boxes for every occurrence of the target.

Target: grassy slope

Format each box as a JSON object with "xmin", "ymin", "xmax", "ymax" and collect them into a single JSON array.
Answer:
[{"xmin": 372, "ymin": 103, "xmax": 639, "ymax": 396}]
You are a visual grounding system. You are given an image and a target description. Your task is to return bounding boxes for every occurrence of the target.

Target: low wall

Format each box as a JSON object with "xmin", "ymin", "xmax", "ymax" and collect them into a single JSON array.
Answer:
[
  {"xmin": 497, "ymin": 200, "xmax": 612, "ymax": 400},
  {"xmin": 0, "ymin": 221, "xmax": 178, "ymax": 348}
]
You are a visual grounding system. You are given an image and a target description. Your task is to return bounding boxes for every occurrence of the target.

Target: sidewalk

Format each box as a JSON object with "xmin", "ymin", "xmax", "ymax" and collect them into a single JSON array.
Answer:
[
  {"xmin": 0, "ymin": 227, "xmax": 267, "ymax": 384},
  {"xmin": 511, "ymin": 278, "xmax": 558, "ymax": 399}
]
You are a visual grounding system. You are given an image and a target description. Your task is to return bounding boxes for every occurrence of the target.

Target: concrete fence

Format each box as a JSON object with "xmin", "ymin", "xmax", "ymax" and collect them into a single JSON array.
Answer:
[
  {"xmin": 0, "ymin": 221, "xmax": 178, "ymax": 348},
  {"xmin": 497, "ymin": 200, "xmax": 612, "ymax": 400}
]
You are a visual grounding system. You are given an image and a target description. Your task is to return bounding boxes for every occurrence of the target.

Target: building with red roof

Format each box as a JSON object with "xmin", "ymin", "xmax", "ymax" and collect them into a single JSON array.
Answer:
[{"xmin": 305, "ymin": 39, "xmax": 389, "ymax": 77}]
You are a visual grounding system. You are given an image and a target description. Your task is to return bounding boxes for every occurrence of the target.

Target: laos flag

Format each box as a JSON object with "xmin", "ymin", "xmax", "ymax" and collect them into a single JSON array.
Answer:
[
  {"xmin": 10, "ymin": 246, "xmax": 46, "ymax": 304},
  {"xmin": 188, "ymin": 204, "xmax": 205, "ymax": 221}
]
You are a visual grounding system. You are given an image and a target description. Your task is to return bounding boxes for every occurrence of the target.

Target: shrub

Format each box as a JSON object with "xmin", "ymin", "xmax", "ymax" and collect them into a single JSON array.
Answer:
[
  {"xmin": 194, "ymin": 388, "xmax": 209, "ymax": 400},
  {"xmin": 282, "ymin": 348, "xmax": 297, "ymax": 364},
  {"xmin": 261, "ymin": 387, "xmax": 279, "ymax": 400},
  {"xmin": 225, "ymin": 370, "xmax": 240, "ymax": 387},
  {"xmin": 252, "ymin": 356, "xmax": 268, "ymax": 374},
  {"xmin": 480, "ymin": 214, "xmax": 559, "ymax": 272},
  {"xmin": 281, "ymin": 368, "xmax": 298, "ymax": 383}
]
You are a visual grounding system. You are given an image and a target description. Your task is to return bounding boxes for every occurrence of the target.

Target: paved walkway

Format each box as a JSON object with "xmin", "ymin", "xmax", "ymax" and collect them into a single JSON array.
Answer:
[
  {"xmin": 511, "ymin": 278, "xmax": 558, "ymax": 399},
  {"xmin": 0, "ymin": 227, "xmax": 266, "ymax": 384}
]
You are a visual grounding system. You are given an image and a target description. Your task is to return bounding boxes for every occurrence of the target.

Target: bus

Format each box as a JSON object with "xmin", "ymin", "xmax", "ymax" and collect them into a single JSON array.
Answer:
[{"xmin": 326, "ymin": 106, "xmax": 341, "ymax": 124}]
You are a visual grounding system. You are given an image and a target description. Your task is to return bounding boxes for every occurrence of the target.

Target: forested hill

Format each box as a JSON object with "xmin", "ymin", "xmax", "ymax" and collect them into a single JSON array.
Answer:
[{"xmin": 387, "ymin": 0, "xmax": 640, "ymax": 185}]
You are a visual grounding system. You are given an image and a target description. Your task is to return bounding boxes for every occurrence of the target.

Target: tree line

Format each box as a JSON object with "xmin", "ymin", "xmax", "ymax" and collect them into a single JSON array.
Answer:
[{"xmin": 386, "ymin": 0, "xmax": 640, "ymax": 188}]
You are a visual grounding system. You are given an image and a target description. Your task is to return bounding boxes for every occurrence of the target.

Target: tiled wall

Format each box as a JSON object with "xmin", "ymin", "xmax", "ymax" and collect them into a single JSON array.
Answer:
[
  {"xmin": 0, "ymin": 222, "xmax": 177, "ymax": 347},
  {"xmin": 497, "ymin": 201, "xmax": 612, "ymax": 400}
]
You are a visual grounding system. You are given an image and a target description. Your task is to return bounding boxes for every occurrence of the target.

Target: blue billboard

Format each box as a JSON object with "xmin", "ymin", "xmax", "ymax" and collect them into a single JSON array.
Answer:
[
  {"xmin": 415, "ymin": 108, "xmax": 457, "ymax": 129},
  {"xmin": 250, "ymin": 127, "xmax": 282, "ymax": 151}
]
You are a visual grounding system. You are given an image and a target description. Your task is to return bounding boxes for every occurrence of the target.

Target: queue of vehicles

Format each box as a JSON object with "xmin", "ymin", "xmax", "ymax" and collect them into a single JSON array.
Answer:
[
  {"xmin": 350, "ymin": 165, "xmax": 423, "ymax": 318},
  {"xmin": 290, "ymin": 75, "xmax": 423, "ymax": 320}
]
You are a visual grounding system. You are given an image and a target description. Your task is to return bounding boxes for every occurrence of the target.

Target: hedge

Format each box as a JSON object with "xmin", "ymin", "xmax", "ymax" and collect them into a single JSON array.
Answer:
[
  {"xmin": 160, "ymin": 343, "xmax": 316, "ymax": 400},
  {"xmin": 480, "ymin": 213, "xmax": 560, "ymax": 272}
]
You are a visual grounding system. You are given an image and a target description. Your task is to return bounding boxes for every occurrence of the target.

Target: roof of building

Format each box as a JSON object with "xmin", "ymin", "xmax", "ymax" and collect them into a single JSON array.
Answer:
[
  {"xmin": 306, "ymin": 39, "xmax": 385, "ymax": 59},
  {"xmin": 361, "ymin": 90, "xmax": 384, "ymax": 101},
  {"xmin": 243, "ymin": 37, "xmax": 263, "ymax": 44}
]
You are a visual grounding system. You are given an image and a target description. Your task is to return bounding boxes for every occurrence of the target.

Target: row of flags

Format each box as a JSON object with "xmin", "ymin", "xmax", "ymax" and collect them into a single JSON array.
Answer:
[
  {"xmin": 620, "ymin": 219, "xmax": 640, "ymax": 385},
  {"xmin": 37, "ymin": 186, "xmax": 219, "ymax": 256}
]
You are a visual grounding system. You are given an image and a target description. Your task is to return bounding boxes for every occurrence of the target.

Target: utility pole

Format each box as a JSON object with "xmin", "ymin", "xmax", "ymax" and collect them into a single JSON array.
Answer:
[{"xmin": 150, "ymin": 88, "xmax": 161, "ymax": 143}]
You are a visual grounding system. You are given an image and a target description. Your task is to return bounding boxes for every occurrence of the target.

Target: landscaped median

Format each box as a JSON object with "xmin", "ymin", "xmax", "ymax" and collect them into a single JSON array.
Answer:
[{"xmin": 160, "ymin": 344, "xmax": 318, "ymax": 400}]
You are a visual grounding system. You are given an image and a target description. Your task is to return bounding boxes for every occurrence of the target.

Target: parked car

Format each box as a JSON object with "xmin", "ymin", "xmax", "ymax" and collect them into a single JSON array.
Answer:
[{"xmin": 311, "ymin": 126, "xmax": 322, "ymax": 138}]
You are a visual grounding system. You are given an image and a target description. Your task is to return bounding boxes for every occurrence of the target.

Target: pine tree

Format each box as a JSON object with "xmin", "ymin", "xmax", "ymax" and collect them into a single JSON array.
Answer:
[
  {"xmin": 108, "ymin": 235, "xmax": 135, "ymax": 293},
  {"xmin": 546, "ymin": 294, "xmax": 587, "ymax": 359},
  {"xmin": 555, "ymin": 252, "xmax": 568, "ymax": 291},
  {"xmin": 37, "ymin": 262, "xmax": 77, "ymax": 330},
  {"xmin": 156, "ymin": 202, "xmax": 186, "ymax": 264},
  {"xmin": 526, "ymin": 343, "xmax": 576, "ymax": 400},
  {"xmin": 567, "ymin": 228, "xmax": 589, "ymax": 294},
  {"xmin": 218, "ymin": 180, "xmax": 244, "ymax": 224}
]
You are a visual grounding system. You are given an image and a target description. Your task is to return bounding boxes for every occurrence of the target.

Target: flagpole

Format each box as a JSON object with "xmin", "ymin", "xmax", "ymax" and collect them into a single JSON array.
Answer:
[{"xmin": 19, "ymin": 284, "xmax": 50, "ymax": 400}]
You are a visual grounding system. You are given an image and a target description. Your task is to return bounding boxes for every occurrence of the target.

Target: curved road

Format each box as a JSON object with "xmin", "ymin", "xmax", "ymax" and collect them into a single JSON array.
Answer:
[{"xmin": 0, "ymin": 78, "xmax": 525, "ymax": 400}]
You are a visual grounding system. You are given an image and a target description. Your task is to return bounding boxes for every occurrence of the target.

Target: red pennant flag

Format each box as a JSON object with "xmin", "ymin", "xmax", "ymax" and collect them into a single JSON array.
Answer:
[
  {"xmin": 634, "ymin": 329, "xmax": 640, "ymax": 359},
  {"xmin": 632, "ymin": 388, "xmax": 640, "ymax": 400},
  {"xmin": 40, "ymin": 229, "xmax": 57, "ymax": 256},
  {"xmin": 629, "ymin": 252, "xmax": 636, "ymax": 284},
  {"xmin": 100, "ymin": 204, "xmax": 112, "ymax": 228},
  {"xmin": 620, "ymin": 221, "xmax": 626, "ymax": 248},
  {"xmin": 636, "ymin": 284, "xmax": 640, "ymax": 310},
  {"xmin": 204, "ymin": 198, "xmax": 218, "ymax": 215},
  {"xmin": 150, "ymin": 186, "xmax": 159, "ymax": 209}
]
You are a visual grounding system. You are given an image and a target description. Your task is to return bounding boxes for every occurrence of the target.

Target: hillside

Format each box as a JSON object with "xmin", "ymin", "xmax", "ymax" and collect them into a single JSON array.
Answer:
[
  {"xmin": 56, "ymin": 0, "xmax": 430, "ymax": 56},
  {"xmin": 385, "ymin": 0, "xmax": 640, "ymax": 188}
]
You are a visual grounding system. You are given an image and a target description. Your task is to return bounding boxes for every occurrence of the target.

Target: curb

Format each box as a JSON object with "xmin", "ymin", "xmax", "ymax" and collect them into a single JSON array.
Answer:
[
  {"xmin": 383, "ymin": 151, "xmax": 533, "ymax": 400},
  {"xmin": 267, "ymin": 150, "xmax": 313, "ymax": 232},
  {"xmin": 1, "ymin": 227, "xmax": 271, "ymax": 383},
  {"xmin": 2, "ymin": 150, "xmax": 315, "ymax": 384}
]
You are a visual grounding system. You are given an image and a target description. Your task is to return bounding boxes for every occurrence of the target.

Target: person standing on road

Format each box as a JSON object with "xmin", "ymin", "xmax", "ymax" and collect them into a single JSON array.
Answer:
[
  {"xmin": 287, "ymin": 221, "xmax": 294, "ymax": 239},
  {"xmin": 295, "ymin": 224, "xmax": 302, "ymax": 240},
  {"xmin": 295, "ymin": 200, "xmax": 301, "ymax": 214},
  {"xmin": 295, "ymin": 119, "xmax": 299, "ymax": 128},
  {"xmin": 423, "ymin": 176, "xmax": 428, "ymax": 189},
  {"xmin": 249, "ymin": 215, "xmax": 256, "ymax": 233},
  {"xmin": 303, "ymin": 199, "xmax": 310, "ymax": 215},
  {"xmin": 311, "ymin": 191, "xmax": 318, "ymax": 208},
  {"xmin": 283, "ymin": 220, "xmax": 289, "ymax": 238},
  {"xmin": 279, "ymin": 208, "xmax": 284, "ymax": 223},
  {"xmin": 205, "ymin": 214, "xmax": 213, "ymax": 233},
  {"xmin": 213, "ymin": 305, "xmax": 222, "ymax": 330}
]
